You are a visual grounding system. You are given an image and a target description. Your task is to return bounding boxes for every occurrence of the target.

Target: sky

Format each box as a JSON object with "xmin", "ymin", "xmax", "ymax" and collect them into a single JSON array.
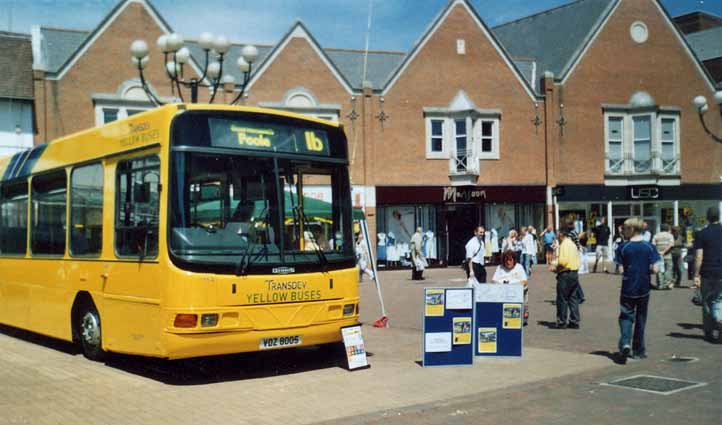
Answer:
[{"xmin": 0, "ymin": 0, "xmax": 720, "ymax": 52}]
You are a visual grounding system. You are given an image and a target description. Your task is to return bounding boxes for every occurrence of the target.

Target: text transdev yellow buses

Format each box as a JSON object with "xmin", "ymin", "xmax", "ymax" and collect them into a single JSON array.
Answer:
[{"xmin": 0, "ymin": 104, "xmax": 359, "ymax": 360}]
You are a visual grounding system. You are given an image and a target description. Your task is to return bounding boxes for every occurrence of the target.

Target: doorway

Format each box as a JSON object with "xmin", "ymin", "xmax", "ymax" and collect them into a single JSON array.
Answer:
[{"xmin": 445, "ymin": 204, "xmax": 481, "ymax": 266}]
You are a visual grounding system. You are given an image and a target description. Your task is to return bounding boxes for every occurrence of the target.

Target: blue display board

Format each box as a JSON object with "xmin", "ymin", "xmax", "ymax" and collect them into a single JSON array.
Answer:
[
  {"xmin": 473, "ymin": 284, "xmax": 524, "ymax": 358},
  {"xmin": 422, "ymin": 288, "xmax": 475, "ymax": 367}
]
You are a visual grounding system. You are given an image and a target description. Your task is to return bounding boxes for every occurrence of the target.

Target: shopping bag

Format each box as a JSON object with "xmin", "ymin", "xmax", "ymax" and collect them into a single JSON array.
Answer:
[{"xmin": 414, "ymin": 257, "xmax": 426, "ymax": 271}]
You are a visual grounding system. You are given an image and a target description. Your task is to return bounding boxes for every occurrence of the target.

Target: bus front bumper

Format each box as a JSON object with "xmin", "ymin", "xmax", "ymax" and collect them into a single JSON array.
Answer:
[{"xmin": 161, "ymin": 318, "xmax": 359, "ymax": 360}]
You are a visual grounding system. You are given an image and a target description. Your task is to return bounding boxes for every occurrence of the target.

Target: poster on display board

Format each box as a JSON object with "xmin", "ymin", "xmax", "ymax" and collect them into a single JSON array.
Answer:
[
  {"xmin": 474, "ymin": 283, "xmax": 524, "ymax": 357},
  {"xmin": 422, "ymin": 287, "xmax": 475, "ymax": 367}
]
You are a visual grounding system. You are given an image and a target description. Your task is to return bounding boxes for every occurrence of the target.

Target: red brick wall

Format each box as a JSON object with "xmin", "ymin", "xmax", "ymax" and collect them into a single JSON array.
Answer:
[
  {"xmin": 376, "ymin": 3, "xmax": 546, "ymax": 187},
  {"xmin": 559, "ymin": 0, "xmax": 722, "ymax": 185}
]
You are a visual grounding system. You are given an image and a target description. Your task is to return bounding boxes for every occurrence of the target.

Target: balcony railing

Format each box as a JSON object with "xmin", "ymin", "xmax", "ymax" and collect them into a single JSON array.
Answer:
[
  {"xmin": 449, "ymin": 146, "xmax": 479, "ymax": 176},
  {"xmin": 605, "ymin": 152, "xmax": 680, "ymax": 176}
]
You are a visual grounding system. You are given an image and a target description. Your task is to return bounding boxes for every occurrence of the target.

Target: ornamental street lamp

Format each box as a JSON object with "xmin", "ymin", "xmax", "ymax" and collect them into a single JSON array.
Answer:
[
  {"xmin": 692, "ymin": 91, "xmax": 722, "ymax": 144},
  {"xmin": 130, "ymin": 32, "xmax": 258, "ymax": 105}
]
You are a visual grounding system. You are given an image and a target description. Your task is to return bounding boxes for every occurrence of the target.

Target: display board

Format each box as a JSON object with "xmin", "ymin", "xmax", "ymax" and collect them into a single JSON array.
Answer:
[
  {"xmin": 473, "ymin": 283, "xmax": 524, "ymax": 358},
  {"xmin": 341, "ymin": 325, "xmax": 369, "ymax": 370},
  {"xmin": 422, "ymin": 287, "xmax": 475, "ymax": 367}
]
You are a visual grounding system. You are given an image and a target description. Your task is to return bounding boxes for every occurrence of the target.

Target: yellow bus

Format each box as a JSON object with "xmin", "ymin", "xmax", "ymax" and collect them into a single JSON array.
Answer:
[{"xmin": 0, "ymin": 104, "xmax": 359, "ymax": 360}]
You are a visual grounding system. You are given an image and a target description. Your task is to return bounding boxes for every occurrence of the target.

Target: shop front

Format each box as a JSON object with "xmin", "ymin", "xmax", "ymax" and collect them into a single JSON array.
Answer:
[
  {"xmin": 554, "ymin": 184, "xmax": 722, "ymax": 243},
  {"xmin": 375, "ymin": 186, "xmax": 546, "ymax": 268}
]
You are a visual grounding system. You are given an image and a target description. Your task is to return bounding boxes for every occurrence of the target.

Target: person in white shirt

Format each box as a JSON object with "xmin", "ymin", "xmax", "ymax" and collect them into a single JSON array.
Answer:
[
  {"xmin": 521, "ymin": 227, "xmax": 536, "ymax": 277},
  {"xmin": 355, "ymin": 233, "xmax": 375, "ymax": 282},
  {"xmin": 493, "ymin": 250, "xmax": 530, "ymax": 325},
  {"xmin": 641, "ymin": 221, "xmax": 652, "ymax": 243},
  {"xmin": 465, "ymin": 226, "xmax": 487, "ymax": 283}
]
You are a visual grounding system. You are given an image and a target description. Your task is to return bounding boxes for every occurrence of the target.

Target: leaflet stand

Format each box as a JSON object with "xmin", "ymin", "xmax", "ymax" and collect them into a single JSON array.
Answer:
[{"xmin": 422, "ymin": 287, "xmax": 475, "ymax": 367}]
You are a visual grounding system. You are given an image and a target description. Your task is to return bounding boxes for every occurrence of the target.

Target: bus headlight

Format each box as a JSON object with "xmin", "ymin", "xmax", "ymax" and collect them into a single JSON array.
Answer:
[
  {"xmin": 343, "ymin": 304, "xmax": 355, "ymax": 316},
  {"xmin": 201, "ymin": 314, "xmax": 219, "ymax": 327}
]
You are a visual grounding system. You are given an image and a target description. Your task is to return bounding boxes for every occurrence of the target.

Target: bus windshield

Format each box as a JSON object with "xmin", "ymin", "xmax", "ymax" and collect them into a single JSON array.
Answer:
[{"xmin": 169, "ymin": 152, "xmax": 354, "ymax": 271}]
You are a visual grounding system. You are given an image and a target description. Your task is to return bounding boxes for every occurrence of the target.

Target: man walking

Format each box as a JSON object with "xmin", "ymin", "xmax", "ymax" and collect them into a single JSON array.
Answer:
[
  {"xmin": 615, "ymin": 218, "xmax": 660, "ymax": 363},
  {"xmin": 593, "ymin": 217, "xmax": 611, "ymax": 273},
  {"xmin": 550, "ymin": 230, "xmax": 581, "ymax": 329},
  {"xmin": 652, "ymin": 224, "xmax": 675, "ymax": 290},
  {"xmin": 465, "ymin": 226, "xmax": 487, "ymax": 284},
  {"xmin": 410, "ymin": 227, "xmax": 426, "ymax": 281},
  {"xmin": 693, "ymin": 207, "xmax": 722, "ymax": 343}
]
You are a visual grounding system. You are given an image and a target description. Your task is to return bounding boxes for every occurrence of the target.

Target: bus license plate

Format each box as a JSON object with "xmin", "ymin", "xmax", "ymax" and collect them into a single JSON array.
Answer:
[{"xmin": 259, "ymin": 335, "xmax": 302, "ymax": 350}]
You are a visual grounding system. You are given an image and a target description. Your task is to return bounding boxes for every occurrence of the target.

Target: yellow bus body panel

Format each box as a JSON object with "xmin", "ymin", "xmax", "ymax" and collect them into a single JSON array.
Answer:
[{"xmin": 0, "ymin": 104, "xmax": 358, "ymax": 360}]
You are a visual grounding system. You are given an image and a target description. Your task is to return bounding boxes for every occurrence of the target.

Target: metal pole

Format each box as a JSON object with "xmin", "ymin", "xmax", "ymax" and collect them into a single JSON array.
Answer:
[
  {"xmin": 607, "ymin": 201, "xmax": 613, "ymax": 261},
  {"xmin": 191, "ymin": 79, "xmax": 198, "ymax": 103},
  {"xmin": 673, "ymin": 200, "xmax": 679, "ymax": 227},
  {"xmin": 361, "ymin": 218, "xmax": 387, "ymax": 317}
]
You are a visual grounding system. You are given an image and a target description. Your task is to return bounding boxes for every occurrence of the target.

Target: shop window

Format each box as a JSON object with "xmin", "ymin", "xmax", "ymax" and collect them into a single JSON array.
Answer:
[
  {"xmin": 70, "ymin": 163, "xmax": 103, "ymax": 256},
  {"xmin": 31, "ymin": 171, "xmax": 67, "ymax": 256},
  {"xmin": 0, "ymin": 181, "xmax": 28, "ymax": 255},
  {"xmin": 116, "ymin": 155, "xmax": 160, "ymax": 258}
]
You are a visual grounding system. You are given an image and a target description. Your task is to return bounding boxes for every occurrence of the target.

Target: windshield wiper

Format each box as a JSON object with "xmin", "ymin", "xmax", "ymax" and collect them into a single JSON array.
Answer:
[
  {"xmin": 234, "ymin": 235, "xmax": 254, "ymax": 277},
  {"xmin": 241, "ymin": 206, "xmax": 271, "ymax": 273}
]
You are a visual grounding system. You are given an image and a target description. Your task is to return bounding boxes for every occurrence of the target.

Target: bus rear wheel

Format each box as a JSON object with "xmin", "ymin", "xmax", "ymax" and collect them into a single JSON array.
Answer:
[{"xmin": 77, "ymin": 302, "xmax": 107, "ymax": 361}]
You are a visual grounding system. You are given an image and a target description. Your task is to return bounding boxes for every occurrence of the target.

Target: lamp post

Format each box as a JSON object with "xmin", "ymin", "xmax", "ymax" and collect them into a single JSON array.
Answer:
[
  {"xmin": 692, "ymin": 91, "xmax": 722, "ymax": 144},
  {"xmin": 130, "ymin": 32, "xmax": 258, "ymax": 106}
]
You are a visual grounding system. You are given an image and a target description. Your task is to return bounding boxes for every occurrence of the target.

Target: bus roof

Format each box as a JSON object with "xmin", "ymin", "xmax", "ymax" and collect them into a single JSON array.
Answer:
[{"xmin": 0, "ymin": 104, "xmax": 342, "ymax": 183}]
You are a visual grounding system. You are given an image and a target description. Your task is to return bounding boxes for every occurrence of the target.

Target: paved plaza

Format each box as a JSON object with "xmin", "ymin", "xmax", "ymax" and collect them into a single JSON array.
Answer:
[{"xmin": 0, "ymin": 267, "xmax": 720, "ymax": 425}]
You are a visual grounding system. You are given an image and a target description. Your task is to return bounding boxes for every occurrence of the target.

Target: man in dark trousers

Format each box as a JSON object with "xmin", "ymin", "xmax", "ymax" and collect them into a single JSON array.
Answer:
[
  {"xmin": 615, "ymin": 217, "xmax": 660, "ymax": 363},
  {"xmin": 693, "ymin": 207, "xmax": 722, "ymax": 343},
  {"xmin": 465, "ymin": 226, "xmax": 487, "ymax": 284},
  {"xmin": 551, "ymin": 230, "xmax": 581, "ymax": 329},
  {"xmin": 593, "ymin": 217, "xmax": 611, "ymax": 273}
]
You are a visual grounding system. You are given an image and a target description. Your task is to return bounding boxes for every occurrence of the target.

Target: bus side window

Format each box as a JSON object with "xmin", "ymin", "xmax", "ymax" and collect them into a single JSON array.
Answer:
[
  {"xmin": 0, "ymin": 181, "xmax": 29, "ymax": 255},
  {"xmin": 70, "ymin": 163, "xmax": 103, "ymax": 256},
  {"xmin": 31, "ymin": 170, "xmax": 67, "ymax": 256},
  {"xmin": 115, "ymin": 155, "xmax": 160, "ymax": 258}
]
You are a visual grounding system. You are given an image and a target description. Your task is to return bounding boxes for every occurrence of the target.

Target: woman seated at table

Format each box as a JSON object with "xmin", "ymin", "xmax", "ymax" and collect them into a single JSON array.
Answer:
[{"xmin": 492, "ymin": 250, "xmax": 530, "ymax": 326}]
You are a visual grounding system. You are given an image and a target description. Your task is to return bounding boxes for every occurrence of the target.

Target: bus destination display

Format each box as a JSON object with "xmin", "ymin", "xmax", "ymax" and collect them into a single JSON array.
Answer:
[{"xmin": 209, "ymin": 118, "xmax": 330, "ymax": 156}]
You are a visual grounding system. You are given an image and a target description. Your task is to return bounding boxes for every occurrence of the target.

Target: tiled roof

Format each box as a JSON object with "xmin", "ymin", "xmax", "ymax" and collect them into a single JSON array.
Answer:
[
  {"xmin": 685, "ymin": 26, "xmax": 722, "ymax": 61},
  {"xmin": 41, "ymin": 26, "xmax": 405, "ymax": 91},
  {"xmin": 0, "ymin": 32, "xmax": 33, "ymax": 99},
  {"xmin": 492, "ymin": 0, "xmax": 616, "ymax": 79},
  {"xmin": 39, "ymin": 27, "xmax": 88, "ymax": 73}
]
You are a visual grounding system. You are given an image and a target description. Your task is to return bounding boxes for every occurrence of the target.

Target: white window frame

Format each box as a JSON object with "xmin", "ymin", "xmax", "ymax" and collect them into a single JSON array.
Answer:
[
  {"xmin": 604, "ymin": 113, "xmax": 625, "ymax": 174},
  {"xmin": 603, "ymin": 110, "xmax": 680, "ymax": 177},
  {"xmin": 424, "ymin": 115, "xmax": 500, "ymax": 161},
  {"xmin": 425, "ymin": 117, "xmax": 448, "ymax": 159},
  {"xmin": 475, "ymin": 118, "xmax": 500, "ymax": 160},
  {"xmin": 657, "ymin": 115, "xmax": 680, "ymax": 175},
  {"xmin": 94, "ymin": 104, "xmax": 151, "ymax": 126},
  {"xmin": 631, "ymin": 113, "xmax": 653, "ymax": 174}
]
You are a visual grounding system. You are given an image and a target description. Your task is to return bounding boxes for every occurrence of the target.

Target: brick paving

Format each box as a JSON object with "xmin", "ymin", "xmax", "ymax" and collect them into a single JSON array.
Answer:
[{"xmin": 0, "ymin": 266, "xmax": 719, "ymax": 425}]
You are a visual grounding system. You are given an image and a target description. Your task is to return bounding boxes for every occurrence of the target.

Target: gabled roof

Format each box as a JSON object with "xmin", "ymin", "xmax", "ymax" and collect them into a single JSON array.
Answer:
[
  {"xmin": 381, "ymin": 0, "xmax": 537, "ymax": 99},
  {"xmin": 0, "ymin": 32, "xmax": 33, "ymax": 100},
  {"xmin": 245, "ymin": 21, "xmax": 356, "ymax": 94},
  {"xmin": 324, "ymin": 48, "xmax": 405, "ymax": 89},
  {"xmin": 685, "ymin": 26, "xmax": 722, "ymax": 61},
  {"xmin": 492, "ymin": 0, "xmax": 616, "ymax": 79}
]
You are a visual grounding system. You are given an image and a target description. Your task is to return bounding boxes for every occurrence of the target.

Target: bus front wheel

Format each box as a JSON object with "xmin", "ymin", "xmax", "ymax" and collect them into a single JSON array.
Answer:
[{"xmin": 77, "ymin": 302, "xmax": 107, "ymax": 361}]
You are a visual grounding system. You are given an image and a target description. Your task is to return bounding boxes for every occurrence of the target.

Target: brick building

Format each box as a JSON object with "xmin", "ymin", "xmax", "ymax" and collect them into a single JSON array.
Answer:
[
  {"xmin": 28, "ymin": 0, "xmax": 722, "ymax": 266},
  {"xmin": 0, "ymin": 31, "xmax": 34, "ymax": 156}
]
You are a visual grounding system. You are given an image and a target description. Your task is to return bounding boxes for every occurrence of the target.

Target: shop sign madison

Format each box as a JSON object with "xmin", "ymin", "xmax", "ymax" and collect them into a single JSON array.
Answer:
[{"xmin": 443, "ymin": 187, "xmax": 487, "ymax": 203}]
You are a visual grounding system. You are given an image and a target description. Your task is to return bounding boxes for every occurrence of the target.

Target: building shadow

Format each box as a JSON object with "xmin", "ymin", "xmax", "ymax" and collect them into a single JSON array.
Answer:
[
  {"xmin": 589, "ymin": 350, "xmax": 626, "ymax": 365},
  {"xmin": 0, "ymin": 324, "xmax": 79, "ymax": 356},
  {"xmin": 543, "ymin": 299, "xmax": 556, "ymax": 305}
]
